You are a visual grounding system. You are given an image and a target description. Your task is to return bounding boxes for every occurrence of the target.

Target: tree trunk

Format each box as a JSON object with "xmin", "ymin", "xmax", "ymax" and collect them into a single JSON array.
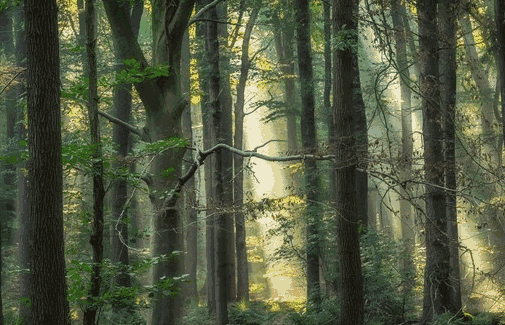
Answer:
[
  {"xmin": 206, "ymin": 4, "xmax": 228, "ymax": 323},
  {"xmin": 295, "ymin": 0, "xmax": 320, "ymax": 308},
  {"xmin": 83, "ymin": 1, "xmax": 106, "ymax": 323},
  {"xmin": 234, "ymin": 5, "xmax": 260, "ymax": 303},
  {"xmin": 110, "ymin": 0, "xmax": 143, "ymax": 316},
  {"xmin": 217, "ymin": 3, "xmax": 236, "ymax": 302},
  {"xmin": 418, "ymin": 0, "xmax": 451, "ymax": 322},
  {"xmin": 26, "ymin": 0, "xmax": 69, "ymax": 322},
  {"xmin": 181, "ymin": 29, "xmax": 199, "ymax": 306},
  {"xmin": 392, "ymin": 0, "xmax": 415, "ymax": 294},
  {"xmin": 333, "ymin": 0, "xmax": 364, "ymax": 323},
  {"xmin": 440, "ymin": 0, "xmax": 462, "ymax": 314},
  {"xmin": 498, "ymin": 0, "xmax": 505, "ymax": 165},
  {"xmin": 101, "ymin": 0, "xmax": 196, "ymax": 323}
]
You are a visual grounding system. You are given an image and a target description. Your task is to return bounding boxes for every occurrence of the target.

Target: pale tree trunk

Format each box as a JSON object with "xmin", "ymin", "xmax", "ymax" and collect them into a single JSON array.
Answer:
[
  {"xmin": 459, "ymin": 14, "xmax": 498, "ymax": 164},
  {"xmin": 418, "ymin": 0, "xmax": 451, "ymax": 322},
  {"xmin": 206, "ymin": 3, "xmax": 228, "ymax": 323},
  {"xmin": 83, "ymin": 1, "xmax": 106, "ymax": 323},
  {"xmin": 440, "ymin": 0, "xmax": 462, "ymax": 313},
  {"xmin": 234, "ymin": 4, "xmax": 261, "ymax": 303},
  {"xmin": 392, "ymin": 0, "xmax": 414, "ymax": 294},
  {"xmin": 273, "ymin": 8, "xmax": 297, "ymax": 153},
  {"xmin": 26, "ymin": 0, "xmax": 69, "ymax": 322},
  {"xmin": 295, "ymin": 0, "xmax": 320, "ymax": 308},
  {"xmin": 101, "ymin": 0, "xmax": 196, "ymax": 323},
  {"xmin": 333, "ymin": 0, "xmax": 364, "ymax": 323}
]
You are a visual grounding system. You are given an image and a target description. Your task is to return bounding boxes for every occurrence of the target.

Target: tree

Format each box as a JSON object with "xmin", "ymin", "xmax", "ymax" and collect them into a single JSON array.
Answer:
[
  {"xmin": 101, "ymin": 0, "xmax": 198, "ymax": 323},
  {"xmin": 418, "ymin": 0, "xmax": 451, "ymax": 322},
  {"xmin": 391, "ymin": 0, "xmax": 414, "ymax": 294},
  {"xmin": 295, "ymin": 0, "xmax": 320, "ymax": 308},
  {"xmin": 333, "ymin": 0, "xmax": 364, "ymax": 323},
  {"xmin": 110, "ymin": 0, "xmax": 143, "ymax": 316},
  {"xmin": 83, "ymin": 0, "xmax": 106, "ymax": 323},
  {"xmin": 26, "ymin": 0, "xmax": 69, "ymax": 322},
  {"xmin": 439, "ymin": 0, "xmax": 462, "ymax": 313},
  {"xmin": 498, "ymin": 0, "xmax": 505, "ymax": 165},
  {"xmin": 234, "ymin": 3, "xmax": 261, "ymax": 302}
]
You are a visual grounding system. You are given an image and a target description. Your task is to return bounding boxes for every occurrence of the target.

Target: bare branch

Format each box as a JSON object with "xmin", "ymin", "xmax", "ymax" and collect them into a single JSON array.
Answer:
[
  {"xmin": 97, "ymin": 109, "xmax": 147, "ymax": 141},
  {"xmin": 187, "ymin": 0, "xmax": 224, "ymax": 28}
]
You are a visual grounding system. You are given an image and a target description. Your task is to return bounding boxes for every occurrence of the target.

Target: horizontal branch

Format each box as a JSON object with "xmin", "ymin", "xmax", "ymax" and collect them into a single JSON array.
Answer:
[
  {"xmin": 97, "ymin": 109, "xmax": 149, "ymax": 141},
  {"xmin": 187, "ymin": 0, "xmax": 224, "ymax": 28}
]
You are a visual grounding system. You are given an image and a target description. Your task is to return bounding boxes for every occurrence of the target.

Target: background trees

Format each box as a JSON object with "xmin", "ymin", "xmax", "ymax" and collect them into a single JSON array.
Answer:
[{"xmin": 2, "ymin": 0, "xmax": 505, "ymax": 324}]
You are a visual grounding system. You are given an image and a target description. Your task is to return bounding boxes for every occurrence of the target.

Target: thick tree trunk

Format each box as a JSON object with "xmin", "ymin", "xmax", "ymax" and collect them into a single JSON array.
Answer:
[
  {"xmin": 333, "ymin": 0, "xmax": 364, "ymax": 323},
  {"xmin": 26, "ymin": 0, "xmax": 69, "ymax": 322},
  {"xmin": 102, "ymin": 1, "xmax": 196, "ymax": 323},
  {"xmin": 418, "ymin": 0, "xmax": 451, "ymax": 322},
  {"xmin": 392, "ymin": 0, "xmax": 415, "ymax": 294},
  {"xmin": 234, "ymin": 5, "xmax": 260, "ymax": 303},
  {"xmin": 440, "ymin": 0, "xmax": 462, "ymax": 313},
  {"xmin": 295, "ymin": 0, "xmax": 320, "ymax": 308}
]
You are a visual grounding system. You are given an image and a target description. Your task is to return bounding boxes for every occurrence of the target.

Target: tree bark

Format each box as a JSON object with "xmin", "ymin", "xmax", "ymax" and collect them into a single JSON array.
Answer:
[
  {"xmin": 295, "ymin": 0, "xmax": 320, "ymax": 308},
  {"xmin": 392, "ymin": 0, "xmax": 415, "ymax": 294},
  {"xmin": 440, "ymin": 0, "xmax": 462, "ymax": 314},
  {"xmin": 181, "ymin": 28, "xmax": 199, "ymax": 306},
  {"xmin": 418, "ymin": 0, "xmax": 451, "ymax": 322},
  {"xmin": 206, "ymin": 4, "xmax": 228, "ymax": 323},
  {"xmin": 333, "ymin": 0, "xmax": 364, "ymax": 323},
  {"xmin": 110, "ymin": 0, "xmax": 143, "ymax": 316},
  {"xmin": 101, "ymin": 1, "xmax": 196, "ymax": 323},
  {"xmin": 234, "ymin": 5, "xmax": 260, "ymax": 303},
  {"xmin": 83, "ymin": 1, "xmax": 106, "ymax": 323},
  {"xmin": 26, "ymin": 0, "xmax": 69, "ymax": 322},
  {"xmin": 498, "ymin": 0, "xmax": 505, "ymax": 164}
]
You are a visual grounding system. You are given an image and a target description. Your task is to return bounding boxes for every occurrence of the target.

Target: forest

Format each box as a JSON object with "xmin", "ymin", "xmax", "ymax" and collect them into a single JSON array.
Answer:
[{"xmin": 1, "ymin": 0, "xmax": 505, "ymax": 324}]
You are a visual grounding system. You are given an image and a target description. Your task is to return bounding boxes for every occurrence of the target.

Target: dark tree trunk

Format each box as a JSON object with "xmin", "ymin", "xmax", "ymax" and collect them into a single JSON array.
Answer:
[
  {"xmin": 440, "ymin": 0, "xmax": 462, "ymax": 313},
  {"xmin": 333, "ymin": 0, "xmax": 364, "ymax": 323},
  {"xmin": 295, "ymin": 0, "xmax": 320, "ymax": 308},
  {"xmin": 101, "ymin": 0, "xmax": 196, "ymax": 323},
  {"xmin": 181, "ymin": 29, "xmax": 198, "ymax": 306},
  {"xmin": 217, "ymin": 3, "xmax": 236, "ymax": 302},
  {"xmin": 499, "ymin": 0, "xmax": 505, "ymax": 168},
  {"xmin": 392, "ymin": 0, "xmax": 415, "ymax": 294},
  {"xmin": 418, "ymin": 0, "xmax": 451, "ymax": 322},
  {"xmin": 110, "ymin": 0, "xmax": 143, "ymax": 316},
  {"xmin": 206, "ymin": 4, "xmax": 228, "ymax": 323},
  {"xmin": 234, "ymin": 5, "xmax": 260, "ymax": 303},
  {"xmin": 26, "ymin": 0, "xmax": 69, "ymax": 322},
  {"xmin": 83, "ymin": 1, "xmax": 106, "ymax": 323}
]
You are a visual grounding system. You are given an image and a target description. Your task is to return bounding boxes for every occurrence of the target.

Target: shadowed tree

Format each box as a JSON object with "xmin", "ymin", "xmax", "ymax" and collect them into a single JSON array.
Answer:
[{"xmin": 26, "ymin": 0, "xmax": 69, "ymax": 322}]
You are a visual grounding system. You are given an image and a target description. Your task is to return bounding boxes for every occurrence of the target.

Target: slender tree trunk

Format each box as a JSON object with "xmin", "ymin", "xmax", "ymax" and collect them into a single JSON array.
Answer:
[
  {"xmin": 392, "ymin": 0, "xmax": 415, "ymax": 294},
  {"xmin": 206, "ymin": 4, "xmax": 228, "ymax": 323},
  {"xmin": 498, "ymin": 0, "xmax": 505, "ymax": 162},
  {"xmin": 110, "ymin": 0, "xmax": 143, "ymax": 316},
  {"xmin": 26, "ymin": 0, "xmax": 69, "ymax": 322},
  {"xmin": 181, "ymin": 29, "xmax": 199, "ymax": 306},
  {"xmin": 295, "ymin": 0, "xmax": 320, "ymax": 308},
  {"xmin": 217, "ymin": 3, "xmax": 236, "ymax": 302},
  {"xmin": 333, "ymin": 0, "xmax": 364, "ymax": 323},
  {"xmin": 14, "ymin": 4, "xmax": 30, "ymax": 322},
  {"xmin": 440, "ymin": 0, "xmax": 462, "ymax": 314},
  {"xmin": 418, "ymin": 0, "xmax": 451, "ymax": 322},
  {"xmin": 83, "ymin": 1, "xmax": 106, "ymax": 323},
  {"xmin": 234, "ymin": 5, "xmax": 260, "ymax": 303}
]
